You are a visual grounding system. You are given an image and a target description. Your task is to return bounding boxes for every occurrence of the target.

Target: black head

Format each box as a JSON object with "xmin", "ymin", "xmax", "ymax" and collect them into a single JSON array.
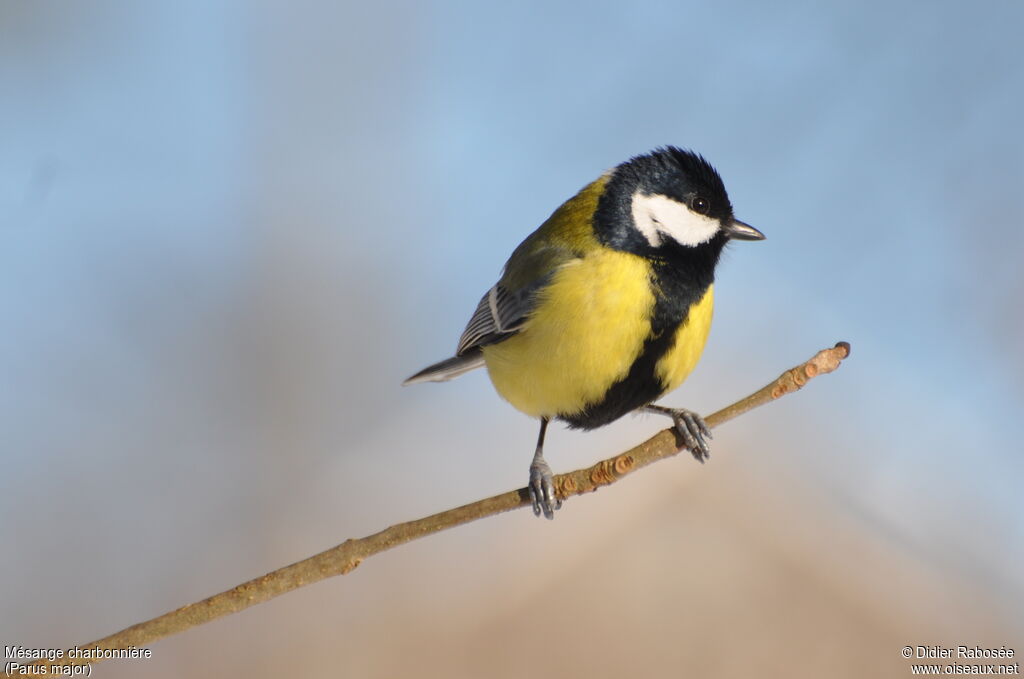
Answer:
[{"xmin": 593, "ymin": 146, "xmax": 763, "ymax": 260}]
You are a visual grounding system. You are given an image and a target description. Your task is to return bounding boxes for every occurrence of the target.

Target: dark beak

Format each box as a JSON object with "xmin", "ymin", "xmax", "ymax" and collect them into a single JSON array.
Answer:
[{"xmin": 725, "ymin": 219, "xmax": 766, "ymax": 241}]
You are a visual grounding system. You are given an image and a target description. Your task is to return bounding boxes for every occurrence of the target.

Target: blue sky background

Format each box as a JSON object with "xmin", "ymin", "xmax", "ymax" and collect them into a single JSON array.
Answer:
[{"xmin": 2, "ymin": 1, "xmax": 1022, "ymax": 676}]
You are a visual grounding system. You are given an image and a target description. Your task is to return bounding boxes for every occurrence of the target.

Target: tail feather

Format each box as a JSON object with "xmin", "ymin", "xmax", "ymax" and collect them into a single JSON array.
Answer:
[{"xmin": 402, "ymin": 349, "xmax": 485, "ymax": 385}]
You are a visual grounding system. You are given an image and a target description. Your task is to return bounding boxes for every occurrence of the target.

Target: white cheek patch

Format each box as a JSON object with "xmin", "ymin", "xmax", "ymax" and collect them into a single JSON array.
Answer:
[{"xmin": 631, "ymin": 192, "xmax": 720, "ymax": 247}]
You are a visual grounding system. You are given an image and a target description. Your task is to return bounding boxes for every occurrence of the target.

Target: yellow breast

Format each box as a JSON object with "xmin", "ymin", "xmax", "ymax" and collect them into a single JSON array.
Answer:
[
  {"xmin": 481, "ymin": 249, "xmax": 655, "ymax": 418},
  {"xmin": 655, "ymin": 284, "xmax": 714, "ymax": 392}
]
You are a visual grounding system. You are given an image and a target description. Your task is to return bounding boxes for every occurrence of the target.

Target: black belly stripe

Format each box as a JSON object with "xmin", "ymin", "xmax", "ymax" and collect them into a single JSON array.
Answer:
[
  {"xmin": 560, "ymin": 325, "xmax": 677, "ymax": 429},
  {"xmin": 560, "ymin": 256, "xmax": 713, "ymax": 431}
]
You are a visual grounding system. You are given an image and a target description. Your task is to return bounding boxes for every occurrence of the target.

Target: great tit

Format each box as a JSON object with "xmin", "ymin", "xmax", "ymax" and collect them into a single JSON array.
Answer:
[{"xmin": 404, "ymin": 147, "xmax": 764, "ymax": 519}]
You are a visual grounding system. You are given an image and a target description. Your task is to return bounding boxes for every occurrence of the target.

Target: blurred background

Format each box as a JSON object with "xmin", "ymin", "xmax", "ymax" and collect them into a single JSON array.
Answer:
[{"xmin": 2, "ymin": 1, "xmax": 1022, "ymax": 676}]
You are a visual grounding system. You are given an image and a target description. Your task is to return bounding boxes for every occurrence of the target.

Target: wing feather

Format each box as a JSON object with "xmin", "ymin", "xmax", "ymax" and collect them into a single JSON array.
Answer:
[
  {"xmin": 455, "ymin": 244, "xmax": 579, "ymax": 355},
  {"xmin": 456, "ymin": 279, "xmax": 547, "ymax": 354}
]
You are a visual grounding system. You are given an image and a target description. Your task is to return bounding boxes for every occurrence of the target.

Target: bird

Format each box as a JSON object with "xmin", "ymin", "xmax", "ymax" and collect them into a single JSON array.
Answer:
[{"xmin": 403, "ymin": 147, "xmax": 764, "ymax": 519}]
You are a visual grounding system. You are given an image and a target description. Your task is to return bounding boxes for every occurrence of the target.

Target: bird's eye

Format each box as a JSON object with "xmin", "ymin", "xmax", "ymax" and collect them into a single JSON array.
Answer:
[{"xmin": 691, "ymin": 196, "xmax": 710, "ymax": 215}]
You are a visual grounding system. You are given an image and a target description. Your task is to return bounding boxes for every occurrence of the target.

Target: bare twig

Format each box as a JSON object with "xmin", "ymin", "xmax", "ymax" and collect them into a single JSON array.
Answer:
[{"xmin": 12, "ymin": 341, "xmax": 850, "ymax": 675}]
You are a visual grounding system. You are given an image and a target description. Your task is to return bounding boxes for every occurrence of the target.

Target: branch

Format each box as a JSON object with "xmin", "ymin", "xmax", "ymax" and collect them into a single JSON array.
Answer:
[{"xmin": 13, "ymin": 341, "xmax": 850, "ymax": 675}]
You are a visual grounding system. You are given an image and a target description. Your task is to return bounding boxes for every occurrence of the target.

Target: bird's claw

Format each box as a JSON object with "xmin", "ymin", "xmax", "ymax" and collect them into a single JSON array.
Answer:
[
  {"xmin": 669, "ymin": 408, "xmax": 712, "ymax": 462},
  {"xmin": 529, "ymin": 459, "xmax": 561, "ymax": 519}
]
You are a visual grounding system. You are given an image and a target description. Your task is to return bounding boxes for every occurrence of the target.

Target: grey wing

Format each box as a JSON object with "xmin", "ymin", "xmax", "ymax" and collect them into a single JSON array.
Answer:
[
  {"xmin": 456, "ymin": 278, "xmax": 550, "ymax": 355},
  {"xmin": 403, "ymin": 280, "xmax": 542, "ymax": 386},
  {"xmin": 403, "ymin": 244, "xmax": 576, "ymax": 386}
]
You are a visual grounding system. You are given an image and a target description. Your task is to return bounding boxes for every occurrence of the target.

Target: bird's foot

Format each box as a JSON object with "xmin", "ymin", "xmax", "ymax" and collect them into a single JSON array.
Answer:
[
  {"xmin": 529, "ymin": 458, "xmax": 561, "ymax": 519},
  {"xmin": 644, "ymin": 405, "xmax": 712, "ymax": 462}
]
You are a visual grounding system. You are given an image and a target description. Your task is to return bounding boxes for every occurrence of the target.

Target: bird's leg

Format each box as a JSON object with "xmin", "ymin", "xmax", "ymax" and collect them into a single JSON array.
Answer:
[
  {"xmin": 643, "ymin": 404, "xmax": 713, "ymax": 462},
  {"xmin": 528, "ymin": 417, "xmax": 561, "ymax": 519}
]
